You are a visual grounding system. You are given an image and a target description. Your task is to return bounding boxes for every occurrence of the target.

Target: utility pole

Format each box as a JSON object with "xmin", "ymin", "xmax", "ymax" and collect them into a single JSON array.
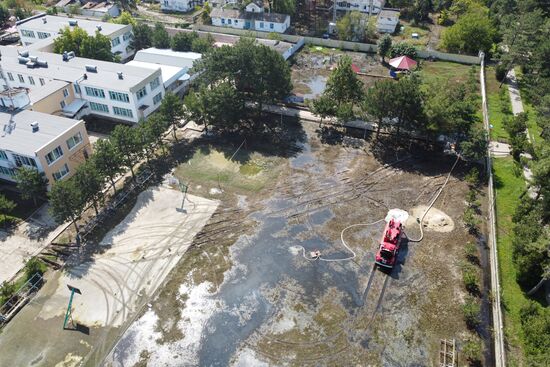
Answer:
[{"xmin": 63, "ymin": 285, "xmax": 81, "ymax": 330}]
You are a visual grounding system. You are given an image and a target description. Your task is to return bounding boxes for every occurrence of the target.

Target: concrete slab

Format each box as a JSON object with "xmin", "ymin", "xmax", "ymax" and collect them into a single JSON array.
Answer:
[{"xmin": 0, "ymin": 186, "xmax": 218, "ymax": 367}]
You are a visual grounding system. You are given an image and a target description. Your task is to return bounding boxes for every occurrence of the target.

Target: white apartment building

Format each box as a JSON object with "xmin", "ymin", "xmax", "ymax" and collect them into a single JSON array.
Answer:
[
  {"xmin": 335, "ymin": 0, "xmax": 384, "ymax": 14},
  {"xmin": 161, "ymin": 0, "xmax": 202, "ymax": 13},
  {"xmin": 0, "ymin": 109, "xmax": 90, "ymax": 186},
  {"xmin": 0, "ymin": 46, "xmax": 165, "ymax": 124},
  {"xmin": 16, "ymin": 14, "xmax": 134, "ymax": 61},
  {"xmin": 210, "ymin": 2, "xmax": 290, "ymax": 33},
  {"xmin": 128, "ymin": 48, "xmax": 202, "ymax": 96}
]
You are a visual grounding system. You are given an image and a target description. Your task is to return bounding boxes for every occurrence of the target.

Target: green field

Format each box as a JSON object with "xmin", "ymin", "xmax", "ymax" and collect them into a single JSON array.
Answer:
[
  {"xmin": 493, "ymin": 157, "xmax": 529, "ymax": 364},
  {"xmin": 485, "ymin": 66, "xmax": 513, "ymax": 142},
  {"xmin": 419, "ymin": 61, "xmax": 477, "ymax": 85}
]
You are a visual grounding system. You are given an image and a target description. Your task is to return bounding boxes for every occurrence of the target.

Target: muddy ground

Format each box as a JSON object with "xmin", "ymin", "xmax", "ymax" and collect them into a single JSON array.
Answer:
[
  {"xmin": 106, "ymin": 121, "xmax": 489, "ymax": 367},
  {"xmin": 291, "ymin": 47, "xmax": 390, "ymax": 100}
]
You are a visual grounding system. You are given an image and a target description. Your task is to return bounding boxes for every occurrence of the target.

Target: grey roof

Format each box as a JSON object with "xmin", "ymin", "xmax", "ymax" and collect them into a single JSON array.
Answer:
[
  {"xmin": 0, "ymin": 109, "xmax": 82, "ymax": 156},
  {"xmin": 210, "ymin": 8, "xmax": 289, "ymax": 23},
  {"xmin": 0, "ymin": 46, "xmax": 159, "ymax": 91},
  {"xmin": 379, "ymin": 8, "xmax": 400, "ymax": 18},
  {"xmin": 28, "ymin": 80, "xmax": 70, "ymax": 104},
  {"xmin": 16, "ymin": 14, "xmax": 129, "ymax": 37}
]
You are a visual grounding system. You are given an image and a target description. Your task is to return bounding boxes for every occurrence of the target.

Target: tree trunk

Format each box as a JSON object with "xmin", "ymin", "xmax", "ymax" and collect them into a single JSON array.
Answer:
[
  {"xmin": 110, "ymin": 177, "xmax": 117, "ymax": 194},
  {"xmin": 32, "ymin": 196, "xmax": 37, "ymax": 207},
  {"xmin": 527, "ymin": 276, "xmax": 549, "ymax": 296},
  {"xmin": 72, "ymin": 216, "xmax": 79, "ymax": 234},
  {"xmin": 172, "ymin": 124, "xmax": 178, "ymax": 142},
  {"xmin": 93, "ymin": 201, "xmax": 99, "ymax": 216},
  {"xmin": 376, "ymin": 120, "xmax": 382, "ymax": 139},
  {"xmin": 129, "ymin": 165, "xmax": 135, "ymax": 180}
]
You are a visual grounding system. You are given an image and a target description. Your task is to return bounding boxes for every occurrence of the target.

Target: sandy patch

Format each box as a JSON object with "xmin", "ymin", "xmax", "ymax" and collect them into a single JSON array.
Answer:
[
  {"xmin": 39, "ymin": 187, "xmax": 218, "ymax": 328},
  {"xmin": 406, "ymin": 205, "xmax": 455, "ymax": 232}
]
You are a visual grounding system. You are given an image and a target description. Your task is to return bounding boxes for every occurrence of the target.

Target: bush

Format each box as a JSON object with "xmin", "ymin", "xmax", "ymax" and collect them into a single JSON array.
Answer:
[
  {"xmin": 464, "ymin": 241, "xmax": 479, "ymax": 264},
  {"xmin": 0, "ymin": 281, "xmax": 16, "ymax": 300},
  {"xmin": 495, "ymin": 64, "xmax": 507, "ymax": 82},
  {"xmin": 462, "ymin": 296, "xmax": 481, "ymax": 329},
  {"xmin": 24, "ymin": 257, "xmax": 45, "ymax": 281},
  {"xmin": 462, "ymin": 339, "xmax": 483, "ymax": 366},
  {"xmin": 463, "ymin": 207, "xmax": 479, "ymax": 233},
  {"xmin": 389, "ymin": 42, "xmax": 417, "ymax": 59},
  {"xmin": 465, "ymin": 167, "xmax": 480, "ymax": 187},
  {"xmin": 462, "ymin": 263, "xmax": 480, "ymax": 294}
]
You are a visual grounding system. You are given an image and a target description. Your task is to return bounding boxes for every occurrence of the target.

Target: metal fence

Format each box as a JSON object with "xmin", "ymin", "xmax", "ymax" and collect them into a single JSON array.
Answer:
[{"xmin": 0, "ymin": 273, "xmax": 43, "ymax": 325}]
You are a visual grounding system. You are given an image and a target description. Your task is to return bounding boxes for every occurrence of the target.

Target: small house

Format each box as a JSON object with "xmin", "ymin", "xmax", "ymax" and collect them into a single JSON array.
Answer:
[{"xmin": 377, "ymin": 8, "xmax": 399, "ymax": 33}]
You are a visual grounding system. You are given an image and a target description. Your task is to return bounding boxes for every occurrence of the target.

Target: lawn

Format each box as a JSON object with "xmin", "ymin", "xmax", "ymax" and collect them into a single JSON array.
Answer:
[
  {"xmin": 485, "ymin": 66, "xmax": 513, "ymax": 142},
  {"xmin": 492, "ymin": 157, "xmax": 529, "ymax": 365},
  {"xmin": 514, "ymin": 68, "xmax": 544, "ymax": 152},
  {"xmin": 419, "ymin": 61, "xmax": 476, "ymax": 86},
  {"xmin": 392, "ymin": 21, "xmax": 430, "ymax": 49}
]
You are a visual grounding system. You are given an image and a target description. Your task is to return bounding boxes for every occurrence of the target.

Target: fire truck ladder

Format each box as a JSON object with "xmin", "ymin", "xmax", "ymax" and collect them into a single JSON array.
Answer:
[{"xmin": 439, "ymin": 339, "xmax": 456, "ymax": 367}]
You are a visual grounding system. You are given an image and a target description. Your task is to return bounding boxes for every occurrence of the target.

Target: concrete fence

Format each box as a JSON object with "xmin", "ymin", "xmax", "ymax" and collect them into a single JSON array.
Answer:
[{"xmin": 195, "ymin": 24, "xmax": 481, "ymax": 64}]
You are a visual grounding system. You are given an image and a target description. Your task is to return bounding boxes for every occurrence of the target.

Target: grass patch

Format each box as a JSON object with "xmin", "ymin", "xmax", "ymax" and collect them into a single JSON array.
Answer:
[
  {"xmin": 393, "ymin": 21, "xmax": 430, "ymax": 49},
  {"xmin": 514, "ymin": 68, "xmax": 543, "ymax": 153},
  {"xmin": 0, "ymin": 188, "xmax": 44, "ymax": 222},
  {"xmin": 419, "ymin": 61, "xmax": 475, "ymax": 86},
  {"xmin": 304, "ymin": 44, "xmax": 339, "ymax": 55},
  {"xmin": 493, "ymin": 157, "xmax": 529, "ymax": 364},
  {"xmin": 485, "ymin": 66, "xmax": 513, "ymax": 142}
]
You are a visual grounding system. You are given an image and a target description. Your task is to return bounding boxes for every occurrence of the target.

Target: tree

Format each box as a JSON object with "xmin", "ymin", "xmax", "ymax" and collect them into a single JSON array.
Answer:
[
  {"xmin": 114, "ymin": 0, "xmax": 136, "ymax": 10},
  {"xmin": 110, "ymin": 125, "xmax": 143, "ymax": 179},
  {"xmin": 441, "ymin": 11, "xmax": 495, "ymax": 54},
  {"xmin": 503, "ymin": 112, "xmax": 528, "ymax": 159},
  {"xmin": 392, "ymin": 75, "xmax": 424, "ymax": 135},
  {"xmin": 53, "ymin": 26, "xmax": 89, "ymax": 55},
  {"xmin": 171, "ymin": 31, "xmax": 198, "ymax": 52},
  {"xmin": 81, "ymin": 30, "xmax": 114, "ymax": 62},
  {"xmin": 389, "ymin": 42, "xmax": 417, "ymax": 59},
  {"xmin": 411, "ymin": 0, "xmax": 432, "ymax": 23},
  {"xmin": 131, "ymin": 23, "xmax": 152, "ymax": 52},
  {"xmin": 191, "ymin": 33, "xmax": 215, "ymax": 53},
  {"xmin": 201, "ymin": 2, "xmax": 212, "ymax": 23},
  {"xmin": 0, "ymin": 194, "xmax": 16, "ymax": 225},
  {"xmin": 49, "ymin": 178, "xmax": 83, "ymax": 232},
  {"xmin": 14, "ymin": 167, "xmax": 48, "ymax": 207},
  {"xmin": 14, "ymin": 7, "xmax": 31, "ymax": 20},
  {"xmin": 310, "ymin": 95, "xmax": 336, "ymax": 126},
  {"xmin": 142, "ymin": 114, "xmax": 169, "ymax": 155},
  {"xmin": 112, "ymin": 10, "xmax": 136, "ymax": 26},
  {"xmin": 377, "ymin": 34, "xmax": 392, "ymax": 62},
  {"xmin": 152, "ymin": 22, "xmax": 171, "ymax": 49},
  {"xmin": 93, "ymin": 139, "xmax": 123, "ymax": 194},
  {"xmin": 72, "ymin": 160, "xmax": 104, "ymax": 215},
  {"xmin": 0, "ymin": 4, "xmax": 10, "ymax": 29},
  {"xmin": 324, "ymin": 56, "xmax": 364, "ymax": 109},
  {"xmin": 362, "ymin": 79, "xmax": 396, "ymax": 138},
  {"xmin": 460, "ymin": 126, "xmax": 488, "ymax": 161},
  {"xmin": 159, "ymin": 92, "xmax": 184, "ymax": 141},
  {"xmin": 271, "ymin": 0, "xmax": 295, "ymax": 15},
  {"xmin": 336, "ymin": 11, "xmax": 366, "ymax": 42}
]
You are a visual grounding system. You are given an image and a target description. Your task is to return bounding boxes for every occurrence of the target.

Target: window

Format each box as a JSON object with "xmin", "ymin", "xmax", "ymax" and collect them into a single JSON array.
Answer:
[
  {"xmin": 18, "ymin": 74, "xmax": 24, "ymax": 83},
  {"xmin": 111, "ymin": 37, "xmax": 121, "ymax": 47},
  {"xmin": 21, "ymin": 29, "xmax": 35, "ymax": 38},
  {"xmin": 0, "ymin": 166, "xmax": 15, "ymax": 177},
  {"xmin": 153, "ymin": 92, "xmax": 162, "ymax": 105},
  {"xmin": 52, "ymin": 164, "xmax": 70, "ymax": 181},
  {"xmin": 45, "ymin": 146, "xmax": 63, "ymax": 165},
  {"xmin": 7, "ymin": 73, "xmax": 13, "ymax": 81},
  {"xmin": 85, "ymin": 86, "xmax": 105, "ymax": 98},
  {"xmin": 63, "ymin": 88, "xmax": 69, "ymax": 98},
  {"xmin": 13, "ymin": 154, "xmax": 37, "ymax": 167},
  {"xmin": 37, "ymin": 31, "xmax": 50, "ymax": 39},
  {"xmin": 136, "ymin": 86, "xmax": 147, "ymax": 100},
  {"xmin": 270, "ymin": 23, "xmax": 274, "ymax": 29},
  {"xmin": 228, "ymin": 19, "xmax": 232, "ymax": 25},
  {"xmin": 235, "ymin": 20, "xmax": 238, "ymax": 24},
  {"xmin": 260, "ymin": 22, "xmax": 264, "ymax": 28},
  {"xmin": 113, "ymin": 106, "xmax": 133, "ymax": 118},
  {"xmin": 39, "ymin": 78, "xmax": 45, "ymax": 86},
  {"xmin": 123, "ymin": 31, "xmax": 132, "ymax": 41},
  {"xmin": 60, "ymin": 101, "xmax": 66, "ymax": 109},
  {"xmin": 109, "ymin": 91, "xmax": 130, "ymax": 103},
  {"xmin": 0, "ymin": 150, "xmax": 8, "ymax": 160},
  {"xmin": 66, "ymin": 132, "xmax": 83, "ymax": 150},
  {"xmin": 222, "ymin": 18, "xmax": 225, "ymax": 24},
  {"xmin": 150, "ymin": 77, "xmax": 160, "ymax": 90},
  {"xmin": 89, "ymin": 101, "xmax": 109, "ymax": 113},
  {"xmin": 28, "ymin": 76, "xmax": 35, "ymax": 85},
  {"xmin": 74, "ymin": 84, "xmax": 81, "ymax": 94}
]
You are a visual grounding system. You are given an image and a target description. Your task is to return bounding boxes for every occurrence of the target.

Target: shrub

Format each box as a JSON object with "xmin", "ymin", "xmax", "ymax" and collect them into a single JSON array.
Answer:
[
  {"xmin": 462, "ymin": 339, "xmax": 483, "ymax": 366},
  {"xmin": 462, "ymin": 296, "xmax": 481, "ymax": 329},
  {"xmin": 0, "ymin": 281, "xmax": 16, "ymax": 300},
  {"xmin": 24, "ymin": 257, "xmax": 45, "ymax": 281},
  {"xmin": 464, "ymin": 241, "xmax": 479, "ymax": 264},
  {"xmin": 465, "ymin": 167, "xmax": 480, "ymax": 187},
  {"xmin": 462, "ymin": 263, "xmax": 480, "ymax": 294},
  {"xmin": 495, "ymin": 64, "xmax": 507, "ymax": 82},
  {"xmin": 463, "ymin": 207, "xmax": 479, "ymax": 233},
  {"xmin": 389, "ymin": 42, "xmax": 417, "ymax": 59}
]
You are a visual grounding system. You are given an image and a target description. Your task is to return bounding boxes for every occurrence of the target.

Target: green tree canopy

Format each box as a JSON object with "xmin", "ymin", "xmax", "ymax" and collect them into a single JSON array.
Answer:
[
  {"xmin": 159, "ymin": 92, "xmax": 184, "ymax": 141},
  {"xmin": 171, "ymin": 31, "xmax": 199, "ymax": 52},
  {"xmin": 131, "ymin": 23, "xmax": 152, "ymax": 52},
  {"xmin": 441, "ymin": 11, "xmax": 495, "ymax": 54},
  {"xmin": 72, "ymin": 160, "xmax": 104, "ymax": 215},
  {"xmin": 336, "ymin": 11, "xmax": 365, "ymax": 42},
  {"xmin": 14, "ymin": 167, "xmax": 48, "ymax": 206},
  {"xmin": 389, "ymin": 42, "xmax": 417, "ymax": 59},
  {"xmin": 325, "ymin": 56, "xmax": 364, "ymax": 107},
  {"xmin": 110, "ymin": 125, "xmax": 144, "ymax": 179},
  {"xmin": 0, "ymin": 4, "xmax": 10, "ymax": 29},
  {"xmin": 112, "ymin": 10, "xmax": 136, "ymax": 26},
  {"xmin": 81, "ymin": 30, "xmax": 115, "ymax": 61},
  {"xmin": 271, "ymin": 0, "xmax": 295, "ymax": 16},
  {"xmin": 377, "ymin": 34, "xmax": 393, "ymax": 62},
  {"xmin": 362, "ymin": 79, "xmax": 396, "ymax": 138},
  {"xmin": 152, "ymin": 22, "xmax": 171, "ymax": 49},
  {"xmin": 0, "ymin": 194, "xmax": 16, "ymax": 225},
  {"xmin": 92, "ymin": 139, "xmax": 123, "ymax": 194},
  {"xmin": 49, "ymin": 178, "xmax": 83, "ymax": 232}
]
